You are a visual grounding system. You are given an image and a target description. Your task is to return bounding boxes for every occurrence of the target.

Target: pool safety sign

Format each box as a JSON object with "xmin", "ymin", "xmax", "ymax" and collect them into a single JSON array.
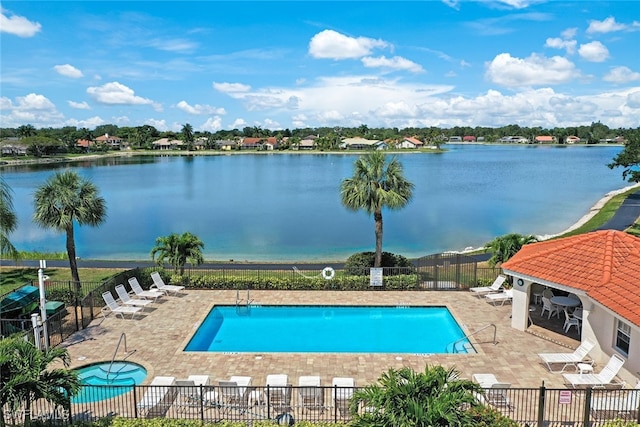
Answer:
[
  {"xmin": 559, "ymin": 390, "xmax": 572, "ymax": 404},
  {"xmin": 370, "ymin": 268, "xmax": 383, "ymax": 287}
]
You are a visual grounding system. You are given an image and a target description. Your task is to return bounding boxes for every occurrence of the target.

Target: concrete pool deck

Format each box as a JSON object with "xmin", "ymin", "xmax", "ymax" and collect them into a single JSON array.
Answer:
[{"xmin": 60, "ymin": 289, "xmax": 581, "ymax": 389}]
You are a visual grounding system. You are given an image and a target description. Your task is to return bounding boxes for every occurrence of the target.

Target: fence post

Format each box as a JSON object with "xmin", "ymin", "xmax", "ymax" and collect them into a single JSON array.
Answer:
[
  {"xmin": 133, "ymin": 385, "xmax": 139, "ymax": 419},
  {"xmin": 583, "ymin": 387, "xmax": 592, "ymax": 427},
  {"xmin": 537, "ymin": 382, "xmax": 546, "ymax": 427}
]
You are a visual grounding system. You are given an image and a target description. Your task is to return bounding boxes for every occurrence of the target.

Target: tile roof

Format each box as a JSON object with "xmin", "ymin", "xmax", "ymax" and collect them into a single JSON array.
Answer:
[{"xmin": 501, "ymin": 230, "xmax": 640, "ymax": 327}]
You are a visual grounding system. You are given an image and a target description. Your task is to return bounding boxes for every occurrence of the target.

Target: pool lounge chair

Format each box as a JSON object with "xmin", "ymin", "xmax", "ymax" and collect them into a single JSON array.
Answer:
[
  {"xmin": 563, "ymin": 353, "xmax": 626, "ymax": 388},
  {"xmin": 538, "ymin": 339, "xmax": 595, "ymax": 373},
  {"xmin": 115, "ymin": 284, "xmax": 153, "ymax": 310},
  {"xmin": 469, "ymin": 275, "xmax": 506, "ymax": 297},
  {"xmin": 137, "ymin": 376, "xmax": 177, "ymax": 418},
  {"xmin": 174, "ymin": 375, "xmax": 210, "ymax": 412},
  {"xmin": 150, "ymin": 271, "xmax": 185, "ymax": 295},
  {"xmin": 217, "ymin": 376, "xmax": 252, "ymax": 413},
  {"xmin": 299, "ymin": 375, "xmax": 324, "ymax": 413},
  {"xmin": 101, "ymin": 291, "xmax": 142, "ymax": 319},
  {"xmin": 485, "ymin": 289, "xmax": 513, "ymax": 306},
  {"xmin": 128, "ymin": 277, "xmax": 165, "ymax": 302},
  {"xmin": 591, "ymin": 381, "xmax": 640, "ymax": 419},
  {"xmin": 332, "ymin": 377, "xmax": 355, "ymax": 417},
  {"xmin": 265, "ymin": 374, "xmax": 291, "ymax": 412},
  {"xmin": 472, "ymin": 373, "xmax": 512, "ymax": 409}
]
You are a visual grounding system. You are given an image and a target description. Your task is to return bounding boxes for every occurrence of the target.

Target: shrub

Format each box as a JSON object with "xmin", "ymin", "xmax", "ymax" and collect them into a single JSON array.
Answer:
[{"xmin": 344, "ymin": 251, "xmax": 411, "ymax": 275}]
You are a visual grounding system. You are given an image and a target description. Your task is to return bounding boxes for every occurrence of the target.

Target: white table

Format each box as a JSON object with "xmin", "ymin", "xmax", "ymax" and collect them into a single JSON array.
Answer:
[
  {"xmin": 550, "ymin": 296, "xmax": 581, "ymax": 308},
  {"xmin": 577, "ymin": 363, "xmax": 594, "ymax": 376}
]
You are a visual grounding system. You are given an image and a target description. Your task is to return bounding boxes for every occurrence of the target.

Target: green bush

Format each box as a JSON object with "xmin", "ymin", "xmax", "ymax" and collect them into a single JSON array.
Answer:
[
  {"xmin": 108, "ymin": 419, "xmax": 349, "ymax": 427},
  {"xmin": 46, "ymin": 288, "xmax": 76, "ymax": 305},
  {"xmin": 467, "ymin": 405, "xmax": 520, "ymax": 427},
  {"xmin": 344, "ymin": 251, "xmax": 411, "ymax": 275}
]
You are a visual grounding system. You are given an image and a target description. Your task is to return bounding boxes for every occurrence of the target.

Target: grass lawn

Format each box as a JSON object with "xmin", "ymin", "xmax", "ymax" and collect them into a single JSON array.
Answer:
[{"xmin": 0, "ymin": 267, "xmax": 123, "ymax": 296}]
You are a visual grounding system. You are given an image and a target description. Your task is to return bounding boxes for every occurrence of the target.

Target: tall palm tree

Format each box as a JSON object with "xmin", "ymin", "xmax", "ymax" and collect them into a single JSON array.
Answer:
[
  {"xmin": 485, "ymin": 233, "xmax": 538, "ymax": 266},
  {"xmin": 181, "ymin": 123, "xmax": 194, "ymax": 150},
  {"xmin": 150, "ymin": 232, "xmax": 204, "ymax": 275},
  {"xmin": 0, "ymin": 337, "xmax": 80, "ymax": 427},
  {"xmin": 341, "ymin": 151, "xmax": 414, "ymax": 267},
  {"xmin": 33, "ymin": 170, "xmax": 107, "ymax": 286},
  {"xmin": 0, "ymin": 177, "xmax": 18, "ymax": 259},
  {"xmin": 349, "ymin": 365, "xmax": 485, "ymax": 427}
]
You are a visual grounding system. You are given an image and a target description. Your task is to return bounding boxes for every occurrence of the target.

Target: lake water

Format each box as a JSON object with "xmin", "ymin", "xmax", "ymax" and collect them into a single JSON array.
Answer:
[{"xmin": 1, "ymin": 145, "xmax": 628, "ymax": 261}]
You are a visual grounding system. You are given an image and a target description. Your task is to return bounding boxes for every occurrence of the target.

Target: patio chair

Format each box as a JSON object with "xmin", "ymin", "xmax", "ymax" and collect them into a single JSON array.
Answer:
[
  {"xmin": 591, "ymin": 381, "xmax": 640, "ymax": 419},
  {"xmin": 299, "ymin": 375, "xmax": 324, "ymax": 414},
  {"xmin": 137, "ymin": 376, "xmax": 177, "ymax": 417},
  {"xmin": 485, "ymin": 382, "xmax": 513, "ymax": 409},
  {"xmin": 563, "ymin": 353, "xmax": 626, "ymax": 388},
  {"xmin": 150, "ymin": 271, "xmax": 185, "ymax": 295},
  {"xmin": 101, "ymin": 291, "xmax": 142, "ymax": 319},
  {"xmin": 541, "ymin": 296, "xmax": 561, "ymax": 319},
  {"xmin": 538, "ymin": 339, "xmax": 595, "ymax": 373},
  {"xmin": 174, "ymin": 375, "xmax": 209, "ymax": 412},
  {"xmin": 562, "ymin": 308, "xmax": 581, "ymax": 333},
  {"xmin": 217, "ymin": 376, "xmax": 252, "ymax": 413},
  {"xmin": 128, "ymin": 276, "xmax": 165, "ymax": 302},
  {"xmin": 115, "ymin": 284, "xmax": 153, "ymax": 310},
  {"xmin": 332, "ymin": 377, "xmax": 355, "ymax": 417},
  {"xmin": 485, "ymin": 289, "xmax": 513, "ymax": 306},
  {"xmin": 265, "ymin": 374, "xmax": 291, "ymax": 413},
  {"xmin": 469, "ymin": 275, "xmax": 506, "ymax": 297}
]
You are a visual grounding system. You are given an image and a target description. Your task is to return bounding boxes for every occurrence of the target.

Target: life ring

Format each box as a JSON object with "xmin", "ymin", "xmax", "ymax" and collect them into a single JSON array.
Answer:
[{"xmin": 322, "ymin": 267, "xmax": 335, "ymax": 280}]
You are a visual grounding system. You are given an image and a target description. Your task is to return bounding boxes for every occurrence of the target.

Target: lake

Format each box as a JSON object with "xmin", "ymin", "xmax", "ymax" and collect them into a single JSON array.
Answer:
[{"xmin": 1, "ymin": 145, "xmax": 628, "ymax": 261}]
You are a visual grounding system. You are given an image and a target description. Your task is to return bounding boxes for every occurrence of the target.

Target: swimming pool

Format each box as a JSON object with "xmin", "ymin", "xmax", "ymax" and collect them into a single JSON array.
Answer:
[
  {"xmin": 185, "ymin": 305, "xmax": 473, "ymax": 354},
  {"xmin": 72, "ymin": 361, "xmax": 147, "ymax": 403}
]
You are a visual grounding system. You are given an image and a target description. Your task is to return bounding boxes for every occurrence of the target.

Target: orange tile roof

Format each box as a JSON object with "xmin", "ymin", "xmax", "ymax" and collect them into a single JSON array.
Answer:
[{"xmin": 501, "ymin": 230, "xmax": 640, "ymax": 327}]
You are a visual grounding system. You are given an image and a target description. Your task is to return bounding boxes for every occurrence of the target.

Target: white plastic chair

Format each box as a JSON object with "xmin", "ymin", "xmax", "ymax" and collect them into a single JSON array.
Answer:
[
  {"xmin": 563, "ymin": 308, "xmax": 581, "ymax": 333},
  {"xmin": 541, "ymin": 297, "xmax": 560, "ymax": 319}
]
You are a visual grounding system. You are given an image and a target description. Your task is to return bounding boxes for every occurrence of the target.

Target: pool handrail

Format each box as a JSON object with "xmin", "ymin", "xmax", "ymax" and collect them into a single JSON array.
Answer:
[
  {"xmin": 107, "ymin": 332, "xmax": 136, "ymax": 379},
  {"xmin": 447, "ymin": 323, "xmax": 496, "ymax": 353}
]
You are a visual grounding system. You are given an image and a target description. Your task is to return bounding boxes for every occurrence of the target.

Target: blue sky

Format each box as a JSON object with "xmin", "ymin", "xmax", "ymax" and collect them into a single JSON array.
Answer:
[{"xmin": 1, "ymin": 1, "xmax": 639, "ymax": 132}]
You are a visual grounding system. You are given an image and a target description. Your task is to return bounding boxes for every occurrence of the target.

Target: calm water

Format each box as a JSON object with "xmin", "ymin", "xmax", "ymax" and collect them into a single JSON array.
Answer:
[
  {"xmin": 185, "ymin": 305, "xmax": 470, "ymax": 353},
  {"xmin": 1, "ymin": 145, "xmax": 627, "ymax": 261}
]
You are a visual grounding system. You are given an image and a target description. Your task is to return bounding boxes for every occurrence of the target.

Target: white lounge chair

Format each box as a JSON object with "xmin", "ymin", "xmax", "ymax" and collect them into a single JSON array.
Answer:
[
  {"xmin": 175, "ymin": 375, "xmax": 210, "ymax": 412},
  {"xmin": 128, "ymin": 276, "xmax": 165, "ymax": 302},
  {"xmin": 539, "ymin": 340, "xmax": 595, "ymax": 373},
  {"xmin": 469, "ymin": 275, "xmax": 506, "ymax": 297},
  {"xmin": 472, "ymin": 373, "xmax": 512, "ymax": 409},
  {"xmin": 101, "ymin": 291, "xmax": 142, "ymax": 319},
  {"xmin": 115, "ymin": 284, "xmax": 153, "ymax": 310},
  {"xmin": 150, "ymin": 271, "xmax": 185, "ymax": 295},
  {"xmin": 137, "ymin": 376, "xmax": 177, "ymax": 417},
  {"xmin": 299, "ymin": 375, "xmax": 324, "ymax": 413},
  {"xmin": 266, "ymin": 374, "xmax": 291, "ymax": 412},
  {"xmin": 217, "ymin": 376, "xmax": 252, "ymax": 412},
  {"xmin": 332, "ymin": 377, "xmax": 355, "ymax": 417},
  {"xmin": 591, "ymin": 381, "xmax": 640, "ymax": 418},
  {"xmin": 563, "ymin": 353, "xmax": 626, "ymax": 388},
  {"xmin": 485, "ymin": 289, "xmax": 513, "ymax": 306}
]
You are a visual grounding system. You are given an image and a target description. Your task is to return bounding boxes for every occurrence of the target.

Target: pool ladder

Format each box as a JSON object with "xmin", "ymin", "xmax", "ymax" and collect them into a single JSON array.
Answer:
[
  {"xmin": 107, "ymin": 332, "xmax": 136, "ymax": 379},
  {"xmin": 446, "ymin": 323, "xmax": 497, "ymax": 353},
  {"xmin": 236, "ymin": 289, "xmax": 253, "ymax": 315}
]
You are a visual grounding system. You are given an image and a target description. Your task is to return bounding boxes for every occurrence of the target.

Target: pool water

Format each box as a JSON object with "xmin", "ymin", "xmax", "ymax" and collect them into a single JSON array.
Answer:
[
  {"xmin": 72, "ymin": 361, "xmax": 147, "ymax": 403},
  {"xmin": 185, "ymin": 305, "xmax": 473, "ymax": 354}
]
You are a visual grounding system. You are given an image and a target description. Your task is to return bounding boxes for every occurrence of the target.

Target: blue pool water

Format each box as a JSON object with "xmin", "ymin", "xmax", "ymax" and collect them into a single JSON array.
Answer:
[
  {"xmin": 185, "ymin": 305, "xmax": 472, "ymax": 354},
  {"xmin": 72, "ymin": 361, "xmax": 147, "ymax": 403}
]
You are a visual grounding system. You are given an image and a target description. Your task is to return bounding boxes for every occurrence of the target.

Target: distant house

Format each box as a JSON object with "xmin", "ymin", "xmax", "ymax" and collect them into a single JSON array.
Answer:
[
  {"xmin": 95, "ymin": 133, "xmax": 123, "ymax": 149},
  {"xmin": 299, "ymin": 135, "xmax": 317, "ymax": 150},
  {"xmin": 77, "ymin": 139, "xmax": 94, "ymax": 151},
  {"xmin": 463, "ymin": 135, "xmax": 476, "ymax": 143},
  {"xmin": 477, "ymin": 136, "xmax": 486, "ymax": 143},
  {"xmin": 240, "ymin": 137, "xmax": 262, "ymax": 150},
  {"xmin": 340, "ymin": 137, "xmax": 387, "ymax": 150},
  {"xmin": 215, "ymin": 139, "xmax": 238, "ymax": 151},
  {"xmin": 262, "ymin": 137, "xmax": 278, "ymax": 150},
  {"xmin": 152, "ymin": 138, "xmax": 184, "ymax": 150},
  {"xmin": 397, "ymin": 137, "xmax": 423, "ymax": 149},
  {"xmin": 535, "ymin": 135, "xmax": 556, "ymax": 144},
  {"xmin": 499, "ymin": 136, "xmax": 529, "ymax": 143},
  {"xmin": 448, "ymin": 136, "xmax": 462, "ymax": 143},
  {"xmin": 1, "ymin": 138, "xmax": 28, "ymax": 156},
  {"xmin": 565, "ymin": 136, "xmax": 581, "ymax": 144}
]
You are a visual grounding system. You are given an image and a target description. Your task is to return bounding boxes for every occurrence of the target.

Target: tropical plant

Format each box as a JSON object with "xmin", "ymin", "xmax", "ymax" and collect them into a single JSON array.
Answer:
[
  {"xmin": 608, "ymin": 135, "xmax": 640, "ymax": 182},
  {"xmin": 485, "ymin": 233, "xmax": 538, "ymax": 266},
  {"xmin": 344, "ymin": 251, "xmax": 411, "ymax": 275},
  {"xmin": 349, "ymin": 365, "xmax": 485, "ymax": 427},
  {"xmin": 33, "ymin": 170, "xmax": 107, "ymax": 286},
  {"xmin": 150, "ymin": 232, "xmax": 205, "ymax": 275},
  {"xmin": 0, "ymin": 336, "xmax": 80, "ymax": 427},
  {"xmin": 0, "ymin": 176, "xmax": 18, "ymax": 259},
  {"xmin": 181, "ymin": 123, "xmax": 194, "ymax": 150},
  {"xmin": 340, "ymin": 151, "xmax": 414, "ymax": 267}
]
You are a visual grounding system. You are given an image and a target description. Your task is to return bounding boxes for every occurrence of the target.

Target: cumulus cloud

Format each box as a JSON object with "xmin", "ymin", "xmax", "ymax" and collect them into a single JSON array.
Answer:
[
  {"xmin": 213, "ymin": 82, "xmax": 251, "ymax": 93},
  {"xmin": 627, "ymin": 91, "xmax": 640, "ymax": 108},
  {"xmin": 54, "ymin": 64, "xmax": 83, "ymax": 78},
  {"xmin": 68, "ymin": 100, "xmax": 91, "ymax": 109},
  {"xmin": 361, "ymin": 56, "xmax": 424, "ymax": 73},
  {"xmin": 561, "ymin": 28, "xmax": 578, "ymax": 39},
  {"xmin": 201, "ymin": 116, "xmax": 223, "ymax": 131},
  {"xmin": 578, "ymin": 41, "xmax": 609, "ymax": 62},
  {"xmin": 308, "ymin": 29, "xmax": 389, "ymax": 60},
  {"xmin": 0, "ymin": 8, "xmax": 41, "ymax": 37},
  {"xmin": 545, "ymin": 37, "xmax": 577, "ymax": 54},
  {"xmin": 587, "ymin": 16, "xmax": 627, "ymax": 34},
  {"xmin": 603, "ymin": 66, "xmax": 640, "ymax": 83},
  {"xmin": 144, "ymin": 118, "xmax": 168, "ymax": 131},
  {"xmin": 0, "ymin": 93, "xmax": 63, "ymax": 127},
  {"xmin": 231, "ymin": 118, "xmax": 247, "ymax": 129},
  {"xmin": 176, "ymin": 100, "xmax": 226, "ymax": 115},
  {"xmin": 65, "ymin": 116, "xmax": 106, "ymax": 129},
  {"xmin": 87, "ymin": 82, "xmax": 161, "ymax": 111},
  {"xmin": 485, "ymin": 53, "xmax": 579, "ymax": 87}
]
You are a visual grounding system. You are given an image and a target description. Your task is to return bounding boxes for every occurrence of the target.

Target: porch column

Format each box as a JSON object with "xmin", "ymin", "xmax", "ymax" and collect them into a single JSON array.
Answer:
[{"xmin": 511, "ymin": 284, "xmax": 530, "ymax": 331}]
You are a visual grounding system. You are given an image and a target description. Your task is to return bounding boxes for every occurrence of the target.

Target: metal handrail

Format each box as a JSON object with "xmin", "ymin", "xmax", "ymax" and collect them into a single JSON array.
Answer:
[
  {"xmin": 107, "ymin": 332, "xmax": 130, "ymax": 379},
  {"xmin": 448, "ymin": 323, "xmax": 497, "ymax": 353}
]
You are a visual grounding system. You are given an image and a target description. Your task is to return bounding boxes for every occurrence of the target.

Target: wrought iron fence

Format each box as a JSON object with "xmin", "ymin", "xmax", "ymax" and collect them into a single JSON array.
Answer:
[{"xmin": 3, "ymin": 384, "xmax": 638, "ymax": 426}]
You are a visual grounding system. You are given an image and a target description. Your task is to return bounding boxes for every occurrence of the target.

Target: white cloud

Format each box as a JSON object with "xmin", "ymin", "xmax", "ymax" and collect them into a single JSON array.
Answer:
[
  {"xmin": 578, "ymin": 41, "xmax": 609, "ymax": 62},
  {"xmin": 65, "ymin": 116, "xmax": 106, "ymax": 129},
  {"xmin": 561, "ymin": 28, "xmax": 577, "ymax": 39},
  {"xmin": 545, "ymin": 37, "xmax": 577, "ymax": 54},
  {"xmin": 261, "ymin": 118, "xmax": 281, "ymax": 130},
  {"xmin": 603, "ymin": 66, "xmax": 640, "ymax": 83},
  {"xmin": 144, "ymin": 118, "xmax": 168, "ymax": 131},
  {"xmin": 485, "ymin": 53, "xmax": 579, "ymax": 87},
  {"xmin": 68, "ymin": 100, "xmax": 91, "ymax": 110},
  {"xmin": 587, "ymin": 16, "xmax": 627, "ymax": 34},
  {"xmin": 627, "ymin": 91, "xmax": 640, "ymax": 108},
  {"xmin": 87, "ymin": 82, "xmax": 161, "ymax": 111},
  {"xmin": 176, "ymin": 100, "xmax": 226, "ymax": 115},
  {"xmin": 0, "ymin": 8, "xmax": 41, "ymax": 37},
  {"xmin": 213, "ymin": 82, "xmax": 251, "ymax": 93},
  {"xmin": 54, "ymin": 64, "xmax": 83, "ymax": 78},
  {"xmin": 201, "ymin": 116, "xmax": 223, "ymax": 131},
  {"xmin": 230, "ymin": 118, "xmax": 247, "ymax": 129},
  {"xmin": 361, "ymin": 56, "xmax": 424, "ymax": 73},
  {"xmin": 0, "ymin": 93, "xmax": 64, "ymax": 127},
  {"xmin": 308, "ymin": 29, "xmax": 389, "ymax": 60},
  {"xmin": 493, "ymin": 0, "xmax": 535, "ymax": 8},
  {"xmin": 146, "ymin": 38, "xmax": 198, "ymax": 53}
]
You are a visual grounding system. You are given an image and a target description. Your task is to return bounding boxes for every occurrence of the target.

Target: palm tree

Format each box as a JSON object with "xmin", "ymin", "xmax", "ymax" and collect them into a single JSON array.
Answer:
[
  {"xmin": 0, "ymin": 177, "xmax": 18, "ymax": 259},
  {"xmin": 349, "ymin": 365, "xmax": 484, "ymax": 427},
  {"xmin": 150, "ymin": 232, "xmax": 204, "ymax": 275},
  {"xmin": 33, "ymin": 170, "xmax": 107, "ymax": 286},
  {"xmin": 340, "ymin": 151, "xmax": 414, "ymax": 267},
  {"xmin": 0, "ymin": 337, "xmax": 80, "ymax": 427},
  {"xmin": 181, "ymin": 123, "xmax": 194, "ymax": 150},
  {"xmin": 485, "ymin": 233, "xmax": 538, "ymax": 266}
]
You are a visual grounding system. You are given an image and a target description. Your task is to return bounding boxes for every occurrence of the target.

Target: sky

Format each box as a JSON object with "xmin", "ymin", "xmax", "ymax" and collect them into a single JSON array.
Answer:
[{"xmin": 1, "ymin": 1, "xmax": 639, "ymax": 133}]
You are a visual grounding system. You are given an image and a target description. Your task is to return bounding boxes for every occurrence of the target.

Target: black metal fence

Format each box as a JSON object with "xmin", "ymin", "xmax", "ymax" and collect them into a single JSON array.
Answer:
[{"xmin": 3, "ymin": 384, "xmax": 638, "ymax": 426}]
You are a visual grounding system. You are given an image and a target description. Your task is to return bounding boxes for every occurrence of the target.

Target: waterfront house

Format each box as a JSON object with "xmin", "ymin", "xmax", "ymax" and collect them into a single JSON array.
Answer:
[
  {"xmin": 535, "ymin": 135, "xmax": 556, "ymax": 144},
  {"xmin": 215, "ymin": 140, "xmax": 238, "ymax": 151},
  {"xmin": 95, "ymin": 133, "xmax": 124, "ymax": 149},
  {"xmin": 152, "ymin": 138, "xmax": 184, "ymax": 150},
  {"xmin": 340, "ymin": 137, "xmax": 387, "ymax": 150},
  {"xmin": 299, "ymin": 135, "xmax": 317, "ymax": 150},
  {"xmin": 502, "ymin": 230, "xmax": 640, "ymax": 384},
  {"xmin": 448, "ymin": 136, "xmax": 463, "ymax": 143},
  {"xmin": 396, "ymin": 137, "xmax": 423, "ymax": 149},
  {"xmin": 1, "ymin": 138, "xmax": 28, "ymax": 156},
  {"xmin": 463, "ymin": 135, "xmax": 476, "ymax": 143},
  {"xmin": 565, "ymin": 136, "xmax": 581, "ymax": 144},
  {"xmin": 76, "ymin": 139, "xmax": 93, "ymax": 151}
]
